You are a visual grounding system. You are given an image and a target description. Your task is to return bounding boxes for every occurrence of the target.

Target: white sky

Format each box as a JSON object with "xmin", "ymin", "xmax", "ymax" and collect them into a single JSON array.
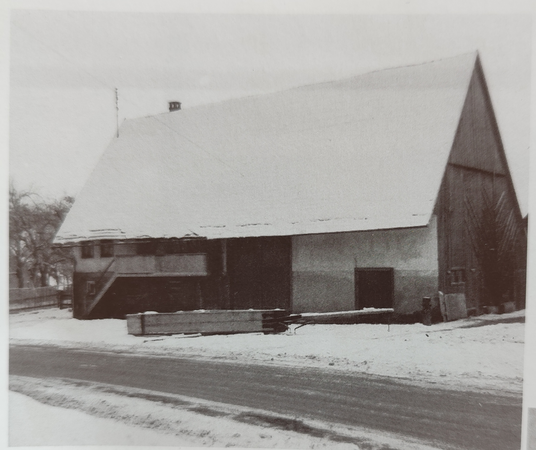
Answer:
[{"xmin": 6, "ymin": 9, "xmax": 532, "ymax": 215}]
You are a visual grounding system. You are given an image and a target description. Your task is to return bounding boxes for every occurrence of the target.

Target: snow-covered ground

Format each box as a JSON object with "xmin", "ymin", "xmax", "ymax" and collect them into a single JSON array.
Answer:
[
  {"xmin": 9, "ymin": 390, "xmax": 196, "ymax": 447},
  {"xmin": 10, "ymin": 375, "xmax": 438, "ymax": 450},
  {"xmin": 9, "ymin": 308, "xmax": 525, "ymax": 448},
  {"xmin": 10, "ymin": 308, "xmax": 525, "ymax": 392}
]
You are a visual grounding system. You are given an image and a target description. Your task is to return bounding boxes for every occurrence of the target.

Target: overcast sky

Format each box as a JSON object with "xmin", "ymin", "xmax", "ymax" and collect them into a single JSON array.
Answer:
[{"xmin": 8, "ymin": 11, "xmax": 532, "ymax": 214}]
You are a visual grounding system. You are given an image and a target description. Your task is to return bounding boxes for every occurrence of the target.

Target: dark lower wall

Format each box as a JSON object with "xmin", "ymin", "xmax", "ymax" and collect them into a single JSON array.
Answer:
[
  {"xmin": 75, "ymin": 275, "xmax": 210, "ymax": 319},
  {"xmin": 90, "ymin": 277, "xmax": 204, "ymax": 319}
]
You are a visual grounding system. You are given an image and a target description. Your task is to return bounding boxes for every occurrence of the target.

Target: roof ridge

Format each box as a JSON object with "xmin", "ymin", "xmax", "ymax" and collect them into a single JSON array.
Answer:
[
  {"xmin": 153, "ymin": 51, "xmax": 477, "ymax": 119},
  {"xmin": 278, "ymin": 50, "xmax": 478, "ymax": 93},
  {"xmin": 124, "ymin": 51, "xmax": 478, "ymax": 125},
  {"xmin": 368, "ymin": 50, "xmax": 478, "ymax": 75}
]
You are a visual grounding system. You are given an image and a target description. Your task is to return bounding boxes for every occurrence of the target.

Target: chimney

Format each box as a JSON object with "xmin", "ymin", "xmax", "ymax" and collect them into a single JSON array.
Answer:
[{"xmin": 169, "ymin": 101, "xmax": 181, "ymax": 112}]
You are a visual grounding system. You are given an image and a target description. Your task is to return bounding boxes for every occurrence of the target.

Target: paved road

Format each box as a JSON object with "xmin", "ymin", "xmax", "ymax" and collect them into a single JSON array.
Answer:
[{"xmin": 10, "ymin": 344, "xmax": 521, "ymax": 450}]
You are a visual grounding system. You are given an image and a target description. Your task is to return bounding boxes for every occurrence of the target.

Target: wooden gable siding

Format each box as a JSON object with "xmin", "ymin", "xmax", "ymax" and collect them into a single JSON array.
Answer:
[
  {"xmin": 448, "ymin": 68, "xmax": 505, "ymax": 175},
  {"xmin": 436, "ymin": 59, "xmax": 526, "ymax": 312}
]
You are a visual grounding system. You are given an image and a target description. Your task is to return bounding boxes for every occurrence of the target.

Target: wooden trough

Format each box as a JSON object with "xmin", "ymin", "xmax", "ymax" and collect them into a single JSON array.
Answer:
[{"xmin": 126, "ymin": 309, "xmax": 289, "ymax": 336}]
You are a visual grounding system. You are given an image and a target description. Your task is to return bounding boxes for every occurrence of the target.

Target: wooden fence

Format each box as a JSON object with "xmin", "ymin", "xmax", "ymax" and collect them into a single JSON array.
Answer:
[{"xmin": 9, "ymin": 287, "xmax": 60, "ymax": 312}]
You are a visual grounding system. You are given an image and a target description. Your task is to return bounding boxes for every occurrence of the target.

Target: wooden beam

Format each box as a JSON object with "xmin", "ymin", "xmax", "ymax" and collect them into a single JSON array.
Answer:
[
  {"xmin": 448, "ymin": 162, "xmax": 506, "ymax": 177},
  {"xmin": 221, "ymin": 239, "xmax": 227, "ymax": 275}
]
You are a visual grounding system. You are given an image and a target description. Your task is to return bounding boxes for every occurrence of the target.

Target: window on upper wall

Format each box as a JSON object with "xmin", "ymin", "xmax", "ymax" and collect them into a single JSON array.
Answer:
[
  {"xmin": 81, "ymin": 242, "xmax": 95, "ymax": 259},
  {"xmin": 100, "ymin": 241, "xmax": 114, "ymax": 258},
  {"xmin": 449, "ymin": 267, "xmax": 466, "ymax": 285}
]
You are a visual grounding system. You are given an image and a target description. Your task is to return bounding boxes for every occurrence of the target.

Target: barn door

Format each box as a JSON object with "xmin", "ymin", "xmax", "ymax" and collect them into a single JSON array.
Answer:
[
  {"xmin": 355, "ymin": 268, "xmax": 394, "ymax": 309},
  {"xmin": 228, "ymin": 237, "xmax": 291, "ymax": 310}
]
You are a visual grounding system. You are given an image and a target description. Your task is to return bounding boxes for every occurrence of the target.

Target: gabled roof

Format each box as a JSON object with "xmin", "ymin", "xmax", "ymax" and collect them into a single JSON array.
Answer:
[{"xmin": 55, "ymin": 52, "xmax": 478, "ymax": 244}]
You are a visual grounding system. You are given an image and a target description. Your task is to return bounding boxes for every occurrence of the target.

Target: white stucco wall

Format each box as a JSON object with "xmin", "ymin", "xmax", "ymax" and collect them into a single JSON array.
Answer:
[{"xmin": 291, "ymin": 216, "xmax": 439, "ymax": 314}]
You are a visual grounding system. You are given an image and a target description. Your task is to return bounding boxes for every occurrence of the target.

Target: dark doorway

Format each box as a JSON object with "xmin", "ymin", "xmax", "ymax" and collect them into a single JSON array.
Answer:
[
  {"xmin": 227, "ymin": 237, "xmax": 291, "ymax": 310},
  {"xmin": 355, "ymin": 268, "xmax": 394, "ymax": 309}
]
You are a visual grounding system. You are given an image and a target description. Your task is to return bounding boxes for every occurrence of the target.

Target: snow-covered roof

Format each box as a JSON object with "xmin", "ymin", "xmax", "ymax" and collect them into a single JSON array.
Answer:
[{"xmin": 55, "ymin": 52, "xmax": 477, "ymax": 244}]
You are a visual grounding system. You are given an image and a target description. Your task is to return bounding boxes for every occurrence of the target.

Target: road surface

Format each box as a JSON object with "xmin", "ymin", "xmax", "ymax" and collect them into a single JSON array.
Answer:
[{"xmin": 10, "ymin": 344, "xmax": 521, "ymax": 450}]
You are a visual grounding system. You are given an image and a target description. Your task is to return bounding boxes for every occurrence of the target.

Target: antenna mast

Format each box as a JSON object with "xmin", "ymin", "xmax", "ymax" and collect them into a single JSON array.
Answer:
[{"xmin": 115, "ymin": 88, "xmax": 119, "ymax": 138}]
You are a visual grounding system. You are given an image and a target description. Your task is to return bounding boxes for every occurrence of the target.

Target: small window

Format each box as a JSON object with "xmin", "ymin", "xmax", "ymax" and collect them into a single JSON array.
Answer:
[
  {"xmin": 137, "ymin": 241, "xmax": 157, "ymax": 255},
  {"xmin": 81, "ymin": 242, "xmax": 94, "ymax": 259},
  {"xmin": 450, "ymin": 267, "xmax": 466, "ymax": 285},
  {"xmin": 87, "ymin": 281, "xmax": 96, "ymax": 295},
  {"xmin": 100, "ymin": 241, "xmax": 114, "ymax": 258}
]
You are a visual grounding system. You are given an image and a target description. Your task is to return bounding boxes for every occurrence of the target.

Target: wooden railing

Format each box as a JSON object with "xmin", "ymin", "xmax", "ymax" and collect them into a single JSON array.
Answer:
[
  {"xmin": 94, "ymin": 257, "xmax": 116, "ymax": 291},
  {"xmin": 85, "ymin": 258, "xmax": 118, "ymax": 316}
]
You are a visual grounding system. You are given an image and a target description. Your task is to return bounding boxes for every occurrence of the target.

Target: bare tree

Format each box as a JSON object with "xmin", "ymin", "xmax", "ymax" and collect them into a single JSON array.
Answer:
[{"xmin": 9, "ymin": 182, "xmax": 74, "ymax": 288}]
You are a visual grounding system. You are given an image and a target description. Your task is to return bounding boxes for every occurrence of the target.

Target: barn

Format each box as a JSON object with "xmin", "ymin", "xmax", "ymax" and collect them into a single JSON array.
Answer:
[{"xmin": 54, "ymin": 52, "xmax": 527, "ymax": 320}]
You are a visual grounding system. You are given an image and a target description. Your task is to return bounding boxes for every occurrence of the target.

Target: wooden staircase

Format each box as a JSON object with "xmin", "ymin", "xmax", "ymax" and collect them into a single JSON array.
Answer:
[{"xmin": 85, "ymin": 258, "xmax": 118, "ymax": 317}]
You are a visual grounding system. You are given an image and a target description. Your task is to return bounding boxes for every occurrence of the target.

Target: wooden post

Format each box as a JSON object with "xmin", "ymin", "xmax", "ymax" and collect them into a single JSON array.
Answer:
[
  {"xmin": 422, "ymin": 297, "xmax": 432, "ymax": 326},
  {"xmin": 197, "ymin": 280, "xmax": 203, "ymax": 310},
  {"xmin": 115, "ymin": 88, "xmax": 119, "ymax": 138},
  {"xmin": 221, "ymin": 240, "xmax": 231, "ymax": 309},
  {"xmin": 222, "ymin": 239, "xmax": 227, "ymax": 274}
]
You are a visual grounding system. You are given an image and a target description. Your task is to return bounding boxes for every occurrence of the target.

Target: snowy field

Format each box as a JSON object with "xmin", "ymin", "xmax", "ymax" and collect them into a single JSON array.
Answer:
[{"xmin": 10, "ymin": 307, "xmax": 525, "ymax": 393}]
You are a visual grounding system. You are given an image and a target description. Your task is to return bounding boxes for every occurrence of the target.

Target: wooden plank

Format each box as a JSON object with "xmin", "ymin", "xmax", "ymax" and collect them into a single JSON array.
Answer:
[
  {"xmin": 439, "ymin": 293, "xmax": 468, "ymax": 321},
  {"xmin": 143, "ymin": 311, "xmax": 266, "ymax": 325},
  {"xmin": 144, "ymin": 319, "xmax": 264, "ymax": 335},
  {"xmin": 298, "ymin": 308, "xmax": 393, "ymax": 319},
  {"xmin": 126, "ymin": 309, "xmax": 287, "ymax": 336},
  {"xmin": 286, "ymin": 308, "xmax": 394, "ymax": 325}
]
